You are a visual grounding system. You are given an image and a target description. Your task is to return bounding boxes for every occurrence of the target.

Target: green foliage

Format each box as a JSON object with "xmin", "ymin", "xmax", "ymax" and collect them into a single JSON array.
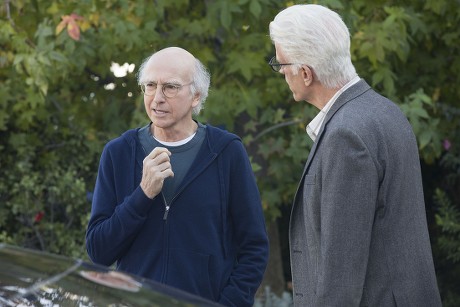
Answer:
[
  {"xmin": 433, "ymin": 189, "xmax": 460, "ymax": 306},
  {"xmin": 429, "ymin": 109, "xmax": 460, "ymax": 305},
  {"xmin": 435, "ymin": 189, "xmax": 460, "ymax": 263},
  {"xmin": 1, "ymin": 0, "xmax": 459, "ymax": 302},
  {"xmin": 400, "ymin": 89, "xmax": 441, "ymax": 162}
]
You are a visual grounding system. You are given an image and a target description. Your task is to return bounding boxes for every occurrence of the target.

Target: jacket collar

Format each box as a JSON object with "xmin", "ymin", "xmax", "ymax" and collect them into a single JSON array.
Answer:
[{"xmin": 300, "ymin": 79, "xmax": 371, "ymax": 180}]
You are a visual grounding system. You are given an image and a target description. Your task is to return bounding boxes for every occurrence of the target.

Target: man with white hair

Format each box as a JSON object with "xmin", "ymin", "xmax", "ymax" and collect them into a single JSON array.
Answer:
[{"xmin": 269, "ymin": 4, "xmax": 441, "ymax": 306}]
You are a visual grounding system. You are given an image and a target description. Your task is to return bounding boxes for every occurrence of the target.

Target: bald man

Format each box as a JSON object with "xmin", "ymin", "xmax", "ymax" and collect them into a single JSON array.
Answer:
[{"xmin": 86, "ymin": 47, "xmax": 269, "ymax": 306}]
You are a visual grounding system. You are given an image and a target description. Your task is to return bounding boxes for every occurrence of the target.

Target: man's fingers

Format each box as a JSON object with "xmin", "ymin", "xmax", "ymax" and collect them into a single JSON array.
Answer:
[
  {"xmin": 156, "ymin": 160, "xmax": 173, "ymax": 174},
  {"xmin": 162, "ymin": 168, "xmax": 174, "ymax": 178},
  {"xmin": 146, "ymin": 147, "xmax": 170, "ymax": 160}
]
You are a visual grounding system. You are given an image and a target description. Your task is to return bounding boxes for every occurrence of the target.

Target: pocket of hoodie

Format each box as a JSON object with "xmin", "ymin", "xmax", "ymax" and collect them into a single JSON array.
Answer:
[{"xmin": 166, "ymin": 249, "xmax": 214, "ymax": 300}]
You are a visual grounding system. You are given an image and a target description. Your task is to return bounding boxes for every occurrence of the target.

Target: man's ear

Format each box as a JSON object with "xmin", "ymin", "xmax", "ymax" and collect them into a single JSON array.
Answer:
[
  {"xmin": 301, "ymin": 65, "xmax": 313, "ymax": 86},
  {"xmin": 192, "ymin": 93, "xmax": 200, "ymax": 107}
]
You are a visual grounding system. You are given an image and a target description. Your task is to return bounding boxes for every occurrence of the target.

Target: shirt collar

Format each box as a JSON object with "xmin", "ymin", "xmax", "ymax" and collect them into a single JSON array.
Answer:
[{"xmin": 306, "ymin": 76, "xmax": 360, "ymax": 141}]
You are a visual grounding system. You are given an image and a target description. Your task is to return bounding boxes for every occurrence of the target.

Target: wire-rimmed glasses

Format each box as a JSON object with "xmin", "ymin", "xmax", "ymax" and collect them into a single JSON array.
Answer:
[{"xmin": 140, "ymin": 81, "xmax": 193, "ymax": 98}]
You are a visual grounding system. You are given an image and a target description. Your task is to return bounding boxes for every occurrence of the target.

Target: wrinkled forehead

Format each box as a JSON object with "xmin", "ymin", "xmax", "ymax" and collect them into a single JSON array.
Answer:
[{"xmin": 141, "ymin": 51, "xmax": 195, "ymax": 83}]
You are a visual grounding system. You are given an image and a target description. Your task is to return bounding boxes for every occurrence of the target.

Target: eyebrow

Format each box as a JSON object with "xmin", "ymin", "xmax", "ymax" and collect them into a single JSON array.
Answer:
[{"xmin": 143, "ymin": 79, "xmax": 182, "ymax": 84}]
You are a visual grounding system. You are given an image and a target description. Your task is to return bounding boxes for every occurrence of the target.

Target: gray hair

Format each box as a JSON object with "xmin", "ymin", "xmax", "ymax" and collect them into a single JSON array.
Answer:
[
  {"xmin": 137, "ymin": 55, "xmax": 211, "ymax": 116},
  {"xmin": 269, "ymin": 4, "xmax": 357, "ymax": 89},
  {"xmin": 190, "ymin": 59, "xmax": 210, "ymax": 115}
]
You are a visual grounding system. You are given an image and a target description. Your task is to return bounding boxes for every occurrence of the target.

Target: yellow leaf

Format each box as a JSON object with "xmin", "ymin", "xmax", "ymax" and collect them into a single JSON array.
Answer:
[
  {"xmin": 56, "ymin": 20, "xmax": 66, "ymax": 35},
  {"xmin": 47, "ymin": 3, "xmax": 59, "ymax": 14},
  {"xmin": 79, "ymin": 20, "xmax": 91, "ymax": 32},
  {"xmin": 88, "ymin": 13, "xmax": 100, "ymax": 26}
]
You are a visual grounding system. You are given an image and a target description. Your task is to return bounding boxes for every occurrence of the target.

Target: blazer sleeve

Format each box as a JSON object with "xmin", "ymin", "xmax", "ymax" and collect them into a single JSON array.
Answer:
[{"xmin": 314, "ymin": 127, "xmax": 379, "ymax": 305}]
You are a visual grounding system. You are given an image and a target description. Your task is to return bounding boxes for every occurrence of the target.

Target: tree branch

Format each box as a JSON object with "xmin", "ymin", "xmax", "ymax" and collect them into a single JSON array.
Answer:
[{"xmin": 252, "ymin": 118, "xmax": 304, "ymax": 143}]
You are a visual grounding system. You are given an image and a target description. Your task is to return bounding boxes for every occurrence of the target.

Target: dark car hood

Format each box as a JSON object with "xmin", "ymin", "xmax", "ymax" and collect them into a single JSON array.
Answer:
[{"xmin": 0, "ymin": 244, "xmax": 222, "ymax": 306}]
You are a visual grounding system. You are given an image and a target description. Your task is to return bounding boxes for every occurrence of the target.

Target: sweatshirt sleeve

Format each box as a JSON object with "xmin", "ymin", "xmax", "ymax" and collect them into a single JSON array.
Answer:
[
  {"xmin": 85, "ymin": 142, "xmax": 153, "ymax": 266},
  {"xmin": 218, "ymin": 140, "xmax": 269, "ymax": 307}
]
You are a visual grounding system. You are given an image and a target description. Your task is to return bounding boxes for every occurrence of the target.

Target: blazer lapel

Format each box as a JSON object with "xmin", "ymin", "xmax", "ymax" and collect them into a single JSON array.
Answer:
[
  {"xmin": 291, "ymin": 79, "xmax": 372, "ymax": 236},
  {"xmin": 299, "ymin": 79, "xmax": 371, "ymax": 180}
]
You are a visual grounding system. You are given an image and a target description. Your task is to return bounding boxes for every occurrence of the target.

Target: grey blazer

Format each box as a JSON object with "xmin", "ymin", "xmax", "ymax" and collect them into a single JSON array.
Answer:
[{"xmin": 289, "ymin": 80, "xmax": 442, "ymax": 306}]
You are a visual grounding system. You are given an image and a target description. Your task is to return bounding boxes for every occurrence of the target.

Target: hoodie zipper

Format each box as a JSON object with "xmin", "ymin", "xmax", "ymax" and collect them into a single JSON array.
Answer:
[
  {"xmin": 161, "ymin": 153, "xmax": 219, "ymax": 221},
  {"xmin": 141, "ymin": 144, "xmax": 172, "ymax": 220},
  {"xmin": 163, "ymin": 193, "xmax": 179, "ymax": 221},
  {"xmin": 162, "ymin": 194, "xmax": 170, "ymax": 220}
]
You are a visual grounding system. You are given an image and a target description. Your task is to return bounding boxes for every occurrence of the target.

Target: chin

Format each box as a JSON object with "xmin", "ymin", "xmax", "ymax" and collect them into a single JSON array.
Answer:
[{"xmin": 292, "ymin": 93, "xmax": 301, "ymax": 102}]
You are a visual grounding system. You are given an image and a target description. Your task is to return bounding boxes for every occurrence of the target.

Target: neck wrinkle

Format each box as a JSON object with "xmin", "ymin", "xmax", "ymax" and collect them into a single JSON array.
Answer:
[{"xmin": 151, "ymin": 121, "xmax": 198, "ymax": 142}]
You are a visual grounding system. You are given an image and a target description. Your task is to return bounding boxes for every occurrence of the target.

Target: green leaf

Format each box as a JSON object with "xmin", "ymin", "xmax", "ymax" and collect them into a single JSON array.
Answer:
[
  {"xmin": 220, "ymin": 2, "xmax": 232, "ymax": 30},
  {"xmin": 249, "ymin": 0, "xmax": 262, "ymax": 18},
  {"xmin": 418, "ymin": 129, "xmax": 432, "ymax": 149}
]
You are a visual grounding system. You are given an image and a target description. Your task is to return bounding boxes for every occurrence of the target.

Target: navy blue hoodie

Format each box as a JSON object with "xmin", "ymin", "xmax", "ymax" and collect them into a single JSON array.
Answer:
[{"xmin": 86, "ymin": 124, "xmax": 269, "ymax": 306}]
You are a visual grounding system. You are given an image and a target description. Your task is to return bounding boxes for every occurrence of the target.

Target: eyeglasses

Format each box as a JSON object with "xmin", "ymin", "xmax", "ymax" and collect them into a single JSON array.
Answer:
[
  {"xmin": 140, "ymin": 81, "xmax": 193, "ymax": 98},
  {"xmin": 268, "ymin": 56, "xmax": 304, "ymax": 72}
]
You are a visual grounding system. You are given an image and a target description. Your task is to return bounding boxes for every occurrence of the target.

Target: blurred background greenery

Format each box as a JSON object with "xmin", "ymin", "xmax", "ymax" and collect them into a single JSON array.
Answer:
[{"xmin": 1, "ymin": 0, "xmax": 459, "ymax": 305}]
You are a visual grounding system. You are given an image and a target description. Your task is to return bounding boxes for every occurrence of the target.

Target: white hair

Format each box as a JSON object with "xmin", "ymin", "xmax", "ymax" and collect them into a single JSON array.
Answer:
[
  {"xmin": 137, "ymin": 54, "xmax": 211, "ymax": 116},
  {"xmin": 269, "ymin": 4, "xmax": 356, "ymax": 88},
  {"xmin": 190, "ymin": 59, "xmax": 211, "ymax": 115}
]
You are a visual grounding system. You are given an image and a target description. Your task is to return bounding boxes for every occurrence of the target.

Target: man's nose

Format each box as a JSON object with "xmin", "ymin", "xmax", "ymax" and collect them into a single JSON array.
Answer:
[{"xmin": 153, "ymin": 86, "xmax": 165, "ymax": 102}]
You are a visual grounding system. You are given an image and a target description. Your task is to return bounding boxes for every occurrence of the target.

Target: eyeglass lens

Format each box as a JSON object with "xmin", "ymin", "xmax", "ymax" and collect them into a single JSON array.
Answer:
[
  {"xmin": 269, "ymin": 56, "xmax": 281, "ymax": 72},
  {"xmin": 141, "ymin": 83, "xmax": 181, "ymax": 98}
]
